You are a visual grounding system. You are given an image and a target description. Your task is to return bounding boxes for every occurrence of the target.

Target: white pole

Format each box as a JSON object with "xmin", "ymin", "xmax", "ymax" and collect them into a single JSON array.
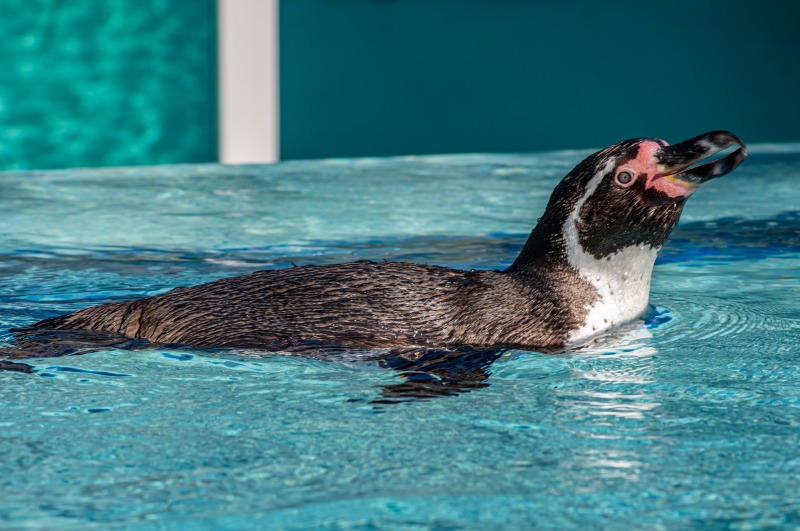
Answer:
[{"xmin": 217, "ymin": 0, "xmax": 280, "ymax": 163}]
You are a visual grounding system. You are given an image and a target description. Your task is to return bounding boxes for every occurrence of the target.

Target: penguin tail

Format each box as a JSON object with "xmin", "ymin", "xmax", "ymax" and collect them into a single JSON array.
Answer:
[
  {"xmin": 12, "ymin": 299, "xmax": 141, "ymax": 337},
  {"xmin": 2, "ymin": 300, "xmax": 148, "ymax": 364}
]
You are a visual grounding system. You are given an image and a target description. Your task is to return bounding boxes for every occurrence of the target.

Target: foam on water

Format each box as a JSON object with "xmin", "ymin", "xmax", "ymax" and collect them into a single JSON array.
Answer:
[{"xmin": 1, "ymin": 147, "xmax": 799, "ymax": 528}]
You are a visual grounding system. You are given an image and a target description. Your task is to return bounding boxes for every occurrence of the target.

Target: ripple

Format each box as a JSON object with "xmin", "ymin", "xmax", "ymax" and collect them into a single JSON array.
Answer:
[
  {"xmin": 650, "ymin": 295, "xmax": 800, "ymax": 346},
  {"xmin": 659, "ymin": 211, "xmax": 800, "ymax": 264}
]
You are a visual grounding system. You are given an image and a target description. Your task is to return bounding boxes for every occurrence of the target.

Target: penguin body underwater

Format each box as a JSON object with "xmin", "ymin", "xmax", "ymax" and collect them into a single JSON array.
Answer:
[{"xmin": 6, "ymin": 132, "xmax": 747, "ymax": 359}]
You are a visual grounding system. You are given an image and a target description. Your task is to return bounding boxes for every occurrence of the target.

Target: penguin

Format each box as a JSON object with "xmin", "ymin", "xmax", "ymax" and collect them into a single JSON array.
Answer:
[{"xmin": 5, "ymin": 131, "xmax": 746, "ymax": 362}]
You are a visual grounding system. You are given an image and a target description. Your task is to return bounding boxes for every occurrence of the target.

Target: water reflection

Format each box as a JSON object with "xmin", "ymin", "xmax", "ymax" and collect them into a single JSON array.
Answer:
[
  {"xmin": 0, "ymin": 328, "xmax": 508, "ymax": 401},
  {"xmin": 374, "ymin": 346, "xmax": 505, "ymax": 403},
  {"xmin": 1, "ymin": 319, "xmax": 663, "ymax": 404},
  {"xmin": 558, "ymin": 324, "xmax": 663, "ymax": 479}
]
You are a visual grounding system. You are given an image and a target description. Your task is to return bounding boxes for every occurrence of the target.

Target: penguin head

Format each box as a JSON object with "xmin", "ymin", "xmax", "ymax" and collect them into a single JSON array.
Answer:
[
  {"xmin": 509, "ymin": 131, "xmax": 747, "ymax": 273},
  {"xmin": 508, "ymin": 131, "xmax": 746, "ymax": 345},
  {"xmin": 554, "ymin": 131, "xmax": 747, "ymax": 260},
  {"xmin": 506, "ymin": 131, "xmax": 746, "ymax": 345}
]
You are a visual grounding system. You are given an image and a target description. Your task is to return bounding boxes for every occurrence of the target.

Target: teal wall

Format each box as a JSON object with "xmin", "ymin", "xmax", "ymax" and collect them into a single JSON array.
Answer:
[
  {"xmin": 281, "ymin": 0, "xmax": 800, "ymax": 159},
  {"xmin": 2, "ymin": 1, "xmax": 798, "ymax": 169},
  {"xmin": 0, "ymin": 0, "xmax": 216, "ymax": 171}
]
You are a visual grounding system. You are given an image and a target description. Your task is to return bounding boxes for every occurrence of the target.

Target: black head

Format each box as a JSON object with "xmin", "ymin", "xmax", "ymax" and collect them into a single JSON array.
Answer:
[{"xmin": 509, "ymin": 131, "xmax": 747, "ymax": 269}]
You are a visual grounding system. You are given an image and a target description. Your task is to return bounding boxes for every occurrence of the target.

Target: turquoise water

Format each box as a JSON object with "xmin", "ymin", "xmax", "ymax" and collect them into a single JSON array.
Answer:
[
  {"xmin": 1, "ymin": 147, "xmax": 799, "ymax": 528},
  {"xmin": 0, "ymin": 0, "xmax": 216, "ymax": 171}
]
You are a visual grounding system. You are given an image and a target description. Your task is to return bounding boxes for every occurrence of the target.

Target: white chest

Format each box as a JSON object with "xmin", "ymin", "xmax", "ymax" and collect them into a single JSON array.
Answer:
[
  {"xmin": 561, "ymin": 164, "xmax": 659, "ymax": 345},
  {"xmin": 565, "ymin": 242, "xmax": 658, "ymax": 345}
]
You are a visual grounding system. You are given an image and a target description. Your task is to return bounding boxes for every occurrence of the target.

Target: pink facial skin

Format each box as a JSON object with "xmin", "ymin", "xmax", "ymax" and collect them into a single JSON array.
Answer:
[{"xmin": 615, "ymin": 141, "xmax": 698, "ymax": 198}]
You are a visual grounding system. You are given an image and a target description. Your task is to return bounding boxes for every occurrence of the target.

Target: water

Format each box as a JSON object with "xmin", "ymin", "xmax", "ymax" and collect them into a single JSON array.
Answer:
[
  {"xmin": 1, "ymin": 146, "xmax": 799, "ymax": 528},
  {"xmin": 0, "ymin": 0, "xmax": 216, "ymax": 171}
]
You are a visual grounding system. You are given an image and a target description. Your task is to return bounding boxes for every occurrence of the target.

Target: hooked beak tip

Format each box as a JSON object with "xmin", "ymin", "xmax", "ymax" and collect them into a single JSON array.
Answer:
[{"xmin": 657, "ymin": 131, "xmax": 747, "ymax": 186}]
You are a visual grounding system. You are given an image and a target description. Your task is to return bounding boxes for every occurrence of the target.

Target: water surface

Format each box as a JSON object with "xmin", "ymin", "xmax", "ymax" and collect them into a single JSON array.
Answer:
[{"xmin": 1, "ymin": 147, "xmax": 799, "ymax": 528}]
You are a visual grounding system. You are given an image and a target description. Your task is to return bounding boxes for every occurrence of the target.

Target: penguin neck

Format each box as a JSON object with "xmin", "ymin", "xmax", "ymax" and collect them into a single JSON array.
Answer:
[
  {"xmin": 506, "ymin": 171, "xmax": 659, "ymax": 345},
  {"xmin": 505, "ymin": 214, "xmax": 572, "ymax": 279},
  {"xmin": 506, "ymin": 163, "xmax": 597, "ymax": 280}
]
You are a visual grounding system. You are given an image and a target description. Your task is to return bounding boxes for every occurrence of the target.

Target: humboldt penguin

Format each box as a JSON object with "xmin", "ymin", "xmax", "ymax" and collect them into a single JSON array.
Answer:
[{"xmin": 7, "ymin": 131, "xmax": 747, "ymax": 360}]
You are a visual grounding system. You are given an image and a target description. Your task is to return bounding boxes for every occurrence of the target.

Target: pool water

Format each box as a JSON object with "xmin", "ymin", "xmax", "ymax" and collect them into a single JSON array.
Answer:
[{"xmin": 1, "ymin": 146, "xmax": 799, "ymax": 528}]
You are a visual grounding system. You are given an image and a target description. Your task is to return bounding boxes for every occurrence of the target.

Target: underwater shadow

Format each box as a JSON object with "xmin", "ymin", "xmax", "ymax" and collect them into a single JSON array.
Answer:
[
  {"xmin": 372, "ymin": 346, "xmax": 506, "ymax": 403},
  {"xmin": 0, "ymin": 331, "xmax": 508, "ymax": 403}
]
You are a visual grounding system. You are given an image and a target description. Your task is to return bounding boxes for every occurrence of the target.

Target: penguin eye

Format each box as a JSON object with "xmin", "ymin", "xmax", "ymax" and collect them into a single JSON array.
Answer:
[{"xmin": 615, "ymin": 170, "xmax": 635, "ymax": 187}]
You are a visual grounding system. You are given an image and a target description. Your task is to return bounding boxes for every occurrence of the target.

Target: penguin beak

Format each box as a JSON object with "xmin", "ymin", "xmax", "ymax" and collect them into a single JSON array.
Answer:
[{"xmin": 655, "ymin": 131, "xmax": 747, "ymax": 191}]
